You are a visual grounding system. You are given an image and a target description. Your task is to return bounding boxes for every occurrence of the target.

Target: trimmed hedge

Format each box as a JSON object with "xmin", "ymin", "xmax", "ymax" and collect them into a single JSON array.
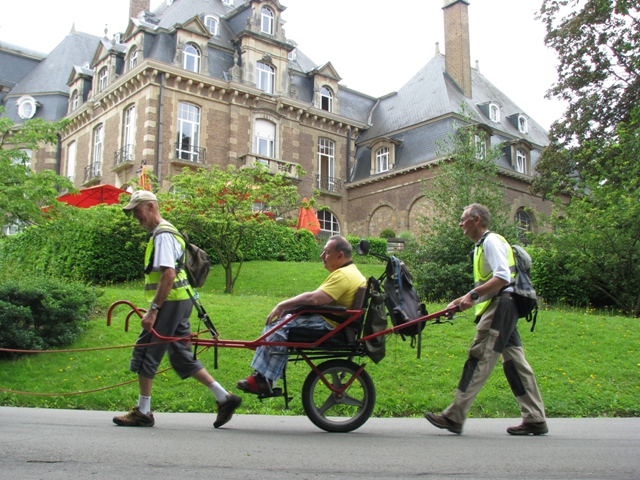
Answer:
[{"xmin": 0, "ymin": 277, "xmax": 98, "ymax": 353}]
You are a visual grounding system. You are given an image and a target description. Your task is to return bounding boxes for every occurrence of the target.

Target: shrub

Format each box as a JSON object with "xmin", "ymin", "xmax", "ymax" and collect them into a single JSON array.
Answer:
[
  {"xmin": 379, "ymin": 228, "xmax": 396, "ymax": 239},
  {"xmin": 0, "ymin": 277, "xmax": 99, "ymax": 354},
  {"xmin": 240, "ymin": 222, "xmax": 317, "ymax": 262}
]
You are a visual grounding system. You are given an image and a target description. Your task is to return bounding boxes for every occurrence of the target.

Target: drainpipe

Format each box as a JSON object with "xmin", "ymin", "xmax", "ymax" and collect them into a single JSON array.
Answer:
[
  {"xmin": 155, "ymin": 72, "xmax": 165, "ymax": 186},
  {"xmin": 346, "ymin": 126, "xmax": 352, "ymax": 183},
  {"xmin": 55, "ymin": 134, "xmax": 62, "ymax": 176}
]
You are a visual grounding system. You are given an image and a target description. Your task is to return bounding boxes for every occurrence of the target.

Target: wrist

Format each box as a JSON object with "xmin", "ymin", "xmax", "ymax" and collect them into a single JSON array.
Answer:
[{"xmin": 469, "ymin": 291, "xmax": 479, "ymax": 301}]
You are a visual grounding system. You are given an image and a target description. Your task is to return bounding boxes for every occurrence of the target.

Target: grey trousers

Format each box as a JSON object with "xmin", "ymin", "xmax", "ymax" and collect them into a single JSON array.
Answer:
[{"xmin": 442, "ymin": 294, "xmax": 546, "ymax": 425}]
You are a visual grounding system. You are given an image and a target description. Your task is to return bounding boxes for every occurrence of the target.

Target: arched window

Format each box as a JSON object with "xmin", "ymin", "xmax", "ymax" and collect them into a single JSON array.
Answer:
[
  {"xmin": 17, "ymin": 96, "xmax": 37, "ymax": 119},
  {"xmin": 318, "ymin": 210, "xmax": 340, "ymax": 236},
  {"xmin": 515, "ymin": 208, "xmax": 533, "ymax": 244},
  {"xmin": 254, "ymin": 119, "xmax": 276, "ymax": 158},
  {"xmin": 320, "ymin": 86, "xmax": 333, "ymax": 112},
  {"xmin": 182, "ymin": 44, "xmax": 201, "ymax": 73},
  {"xmin": 518, "ymin": 115, "xmax": 528, "ymax": 133},
  {"xmin": 205, "ymin": 15, "xmax": 218, "ymax": 35},
  {"xmin": 256, "ymin": 62, "xmax": 274, "ymax": 93},
  {"xmin": 489, "ymin": 103, "xmax": 500, "ymax": 123},
  {"xmin": 261, "ymin": 7, "xmax": 274, "ymax": 34},
  {"xmin": 71, "ymin": 90, "xmax": 79, "ymax": 111},
  {"xmin": 129, "ymin": 46, "xmax": 138, "ymax": 70},
  {"xmin": 98, "ymin": 67, "xmax": 108, "ymax": 92},
  {"xmin": 376, "ymin": 147, "xmax": 389, "ymax": 173}
]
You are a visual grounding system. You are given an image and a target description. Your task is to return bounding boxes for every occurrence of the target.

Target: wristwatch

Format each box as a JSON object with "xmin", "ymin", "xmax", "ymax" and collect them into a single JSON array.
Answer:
[
  {"xmin": 150, "ymin": 302, "xmax": 160, "ymax": 311},
  {"xmin": 470, "ymin": 291, "xmax": 479, "ymax": 301}
]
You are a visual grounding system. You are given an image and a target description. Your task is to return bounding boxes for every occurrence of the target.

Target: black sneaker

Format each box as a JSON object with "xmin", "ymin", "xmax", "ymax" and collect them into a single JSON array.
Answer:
[
  {"xmin": 424, "ymin": 412, "xmax": 463, "ymax": 435},
  {"xmin": 214, "ymin": 394, "xmax": 242, "ymax": 428},
  {"xmin": 113, "ymin": 406, "xmax": 155, "ymax": 427},
  {"xmin": 507, "ymin": 421, "xmax": 548, "ymax": 436}
]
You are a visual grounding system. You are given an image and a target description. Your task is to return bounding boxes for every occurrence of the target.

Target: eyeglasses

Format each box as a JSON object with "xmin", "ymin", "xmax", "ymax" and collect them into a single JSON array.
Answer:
[{"xmin": 460, "ymin": 215, "xmax": 477, "ymax": 223}]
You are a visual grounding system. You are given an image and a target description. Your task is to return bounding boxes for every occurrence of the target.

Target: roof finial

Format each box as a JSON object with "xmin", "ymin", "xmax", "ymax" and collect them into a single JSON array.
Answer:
[
  {"xmin": 435, "ymin": 41, "xmax": 440, "ymax": 56},
  {"xmin": 104, "ymin": 24, "xmax": 109, "ymax": 40},
  {"xmin": 475, "ymin": 60, "xmax": 480, "ymax": 72}
]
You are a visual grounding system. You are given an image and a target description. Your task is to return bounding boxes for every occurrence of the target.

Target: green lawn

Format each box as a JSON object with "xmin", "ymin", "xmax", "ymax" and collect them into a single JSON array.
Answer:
[{"xmin": 1, "ymin": 261, "xmax": 638, "ymax": 419}]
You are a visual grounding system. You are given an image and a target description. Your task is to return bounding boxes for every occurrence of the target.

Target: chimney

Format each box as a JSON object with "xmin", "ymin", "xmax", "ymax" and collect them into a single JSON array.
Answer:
[
  {"xmin": 130, "ymin": 0, "xmax": 151, "ymax": 19},
  {"xmin": 442, "ymin": 0, "xmax": 472, "ymax": 98}
]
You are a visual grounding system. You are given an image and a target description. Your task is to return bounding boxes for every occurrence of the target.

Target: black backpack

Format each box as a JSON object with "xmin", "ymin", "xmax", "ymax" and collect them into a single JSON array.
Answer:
[
  {"xmin": 511, "ymin": 244, "xmax": 539, "ymax": 332},
  {"xmin": 145, "ymin": 227, "xmax": 211, "ymax": 289},
  {"xmin": 383, "ymin": 256, "xmax": 428, "ymax": 346}
]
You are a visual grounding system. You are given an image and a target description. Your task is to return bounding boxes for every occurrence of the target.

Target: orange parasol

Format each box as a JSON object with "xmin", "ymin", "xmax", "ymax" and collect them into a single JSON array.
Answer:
[{"xmin": 296, "ymin": 198, "xmax": 321, "ymax": 235}]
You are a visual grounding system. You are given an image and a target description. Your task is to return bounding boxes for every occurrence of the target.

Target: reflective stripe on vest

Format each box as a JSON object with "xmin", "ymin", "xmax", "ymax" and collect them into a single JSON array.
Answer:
[
  {"xmin": 144, "ymin": 222, "xmax": 191, "ymax": 302},
  {"xmin": 473, "ymin": 233, "xmax": 516, "ymax": 316}
]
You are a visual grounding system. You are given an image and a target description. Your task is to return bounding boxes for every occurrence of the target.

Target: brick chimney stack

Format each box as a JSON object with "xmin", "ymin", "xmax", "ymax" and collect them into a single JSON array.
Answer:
[
  {"xmin": 443, "ymin": 0, "xmax": 472, "ymax": 98},
  {"xmin": 130, "ymin": 0, "xmax": 151, "ymax": 19}
]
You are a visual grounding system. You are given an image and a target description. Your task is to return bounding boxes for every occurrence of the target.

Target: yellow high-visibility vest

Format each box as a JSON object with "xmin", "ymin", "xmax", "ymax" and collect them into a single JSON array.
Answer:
[{"xmin": 473, "ymin": 233, "xmax": 516, "ymax": 316}]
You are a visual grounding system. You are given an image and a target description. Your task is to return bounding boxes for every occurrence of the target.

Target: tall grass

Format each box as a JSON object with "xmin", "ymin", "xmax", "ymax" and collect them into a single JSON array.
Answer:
[{"xmin": 1, "ymin": 261, "xmax": 637, "ymax": 418}]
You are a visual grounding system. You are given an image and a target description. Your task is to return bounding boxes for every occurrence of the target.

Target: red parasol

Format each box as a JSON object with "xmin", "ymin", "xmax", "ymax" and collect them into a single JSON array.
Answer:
[
  {"xmin": 57, "ymin": 184, "xmax": 130, "ymax": 208},
  {"xmin": 296, "ymin": 198, "xmax": 321, "ymax": 235}
]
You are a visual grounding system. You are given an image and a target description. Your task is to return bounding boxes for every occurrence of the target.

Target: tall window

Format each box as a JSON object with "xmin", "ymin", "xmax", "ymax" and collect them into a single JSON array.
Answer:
[
  {"xmin": 318, "ymin": 210, "xmax": 340, "ymax": 236},
  {"xmin": 376, "ymin": 147, "xmax": 389, "ymax": 173},
  {"xmin": 317, "ymin": 138, "xmax": 335, "ymax": 191},
  {"xmin": 320, "ymin": 86, "xmax": 333, "ymax": 112},
  {"xmin": 254, "ymin": 119, "xmax": 275, "ymax": 158},
  {"xmin": 515, "ymin": 149, "xmax": 527, "ymax": 174},
  {"xmin": 182, "ymin": 44, "xmax": 201, "ymax": 73},
  {"xmin": 98, "ymin": 67, "xmax": 108, "ymax": 92},
  {"xmin": 122, "ymin": 105, "xmax": 136, "ymax": 161},
  {"xmin": 475, "ymin": 134, "xmax": 487, "ymax": 159},
  {"xmin": 129, "ymin": 46, "xmax": 138, "ymax": 70},
  {"xmin": 92, "ymin": 125, "xmax": 104, "ymax": 177},
  {"xmin": 515, "ymin": 208, "xmax": 533, "ymax": 244},
  {"xmin": 518, "ymin": 116, "xmax": 528, "ymax": 133},
  {"xmin": 71, "ymin": 90, "xmax": 79, "ymax": 111},
  {"xmin": 261, "ymin": 7, "xmax": 274, "ymax": 34},
  {"xmin": 205, "ymin": 16, "xmax": 218, "ymax": 35},
  {"xmin": 67, "ymin": 141, "xmax": 76, "ymax": 182},
  {"xmin": 489, "ymin": 103, "xmax": 500, "ymax": 123},
  {"xmin": 176, "ymin": 102, "xmax": 201, "ymax": 162},
  {"xmin": 256, "ymin": 62, "xmax": 274, "ymax": 94}
]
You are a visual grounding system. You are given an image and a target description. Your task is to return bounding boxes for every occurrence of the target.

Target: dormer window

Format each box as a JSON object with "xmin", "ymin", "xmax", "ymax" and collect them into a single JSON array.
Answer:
[
  {"xmin": 71, "ymin": 90, "xmax": 79, "ymax": 111},
  {"xmin": 261, "ymin": 7, "xmax": 274, "ymax": 34},
  {"xmin": 376, "ymin": 147, "xmax": 389, "ymax": 173},
  {"xmin": 256, "ymin": 62, "xmax": 274, "ymax": 94},
  {"xmin": 98, "ymin": 67, "xmax": 108, "ymax": 92},
  {"xmin": 518, "ymin": 115, "xmax": 528, "ymax": 134},
  {"xmin": 489, "ymin": 103, "xmax": 500, "ymax": 123},
  {"xmin": 515, "ymin": 149, "xmax": 527, "ymax": 174},
  {"xmin": 205, "ymin": 15, "xmax": 218, "ymax": 35},
  {"xmin": 320, "ymin": 86, "xmax": 333, "ymax": 112},
  {"xmin": 182, "ymin": 43, "xmax": 201, "ymax": 73},
  {"xmin": 370, "ymin": 140, "xmax": 398, "ymax": 174},
  {"xmin": 129, "ymin": 46, "xmax": 138, "ymax": 70},
  {"xmin": 474, "ymin": 134, "xmax": 486, "ymax": 159},
  {"xmin": 17, "ymin": 96, "xmax": 37, "ymax": 119},
  {"xmin": 288, "ymin": 48, "xmax": 297, "ymax": 61}
]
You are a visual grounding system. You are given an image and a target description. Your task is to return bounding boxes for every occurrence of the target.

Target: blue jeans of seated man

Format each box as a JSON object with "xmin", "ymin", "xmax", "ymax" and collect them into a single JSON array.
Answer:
[{"xmin": 250, "ymin": 314, "xmax": 330, "ymax": 382}]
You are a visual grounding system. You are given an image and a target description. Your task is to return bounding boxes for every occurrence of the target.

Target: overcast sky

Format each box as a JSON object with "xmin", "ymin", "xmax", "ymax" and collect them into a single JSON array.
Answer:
[{"xmin": 0, "ymin": 0, "xmax": 565, "ymax": 131}]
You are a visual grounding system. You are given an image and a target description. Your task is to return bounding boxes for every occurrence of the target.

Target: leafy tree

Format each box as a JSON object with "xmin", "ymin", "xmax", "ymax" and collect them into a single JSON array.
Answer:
[
  {"xmin": 533, "ymin": 0, "xmax": 640, "ymax": 198},
  {"xmin": 412, "ymin": 110, "xmax": 516, "ymax": 301},
  {"xmin": 159, "ymin": 165, "xmax": 303, "ymax": 293},
  {"xmin": 0, "ymin": 110, "xmax": 73, "ymax": 231}
]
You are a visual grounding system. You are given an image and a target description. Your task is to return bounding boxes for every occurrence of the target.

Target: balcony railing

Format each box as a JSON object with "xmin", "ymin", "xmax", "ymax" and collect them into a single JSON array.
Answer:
[
  {"xmin": 316, "ymin": 174, "xmax": 342, "ymax": 194},
  {"xmin": 173, "ymin": 142, "xmax": 206, "ymax": 165},
  {"xmin": 114, "ymin": 144, "xmax": 134, "ymax": 167},
  {"xmin": 83, "ymin": 162, "xmax": 102, "ymax": 185},
  {"xmin": 239, "ymin": 154, "xmax": 300, "ymax": 180}
]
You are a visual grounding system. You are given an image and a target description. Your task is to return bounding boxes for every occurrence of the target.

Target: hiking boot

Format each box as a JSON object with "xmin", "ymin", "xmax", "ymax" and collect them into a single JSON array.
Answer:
[
  {"xmin": 424, "ymin": 412, "xmax": 463, "ymax": 435},
  {"xmin": 113, "ymin": 406, "xmax": 154, "ymax": 427},
  {"xmin": 507, "ymin": 421, "xmax": 548, "ymax": 436},
  {"xmin": 237, "ymin": 372, "xmax": 272, "ymax": 395},
  {"xmin": 214, "ymin": 394, "xmax": 242, "ymax": 429}
]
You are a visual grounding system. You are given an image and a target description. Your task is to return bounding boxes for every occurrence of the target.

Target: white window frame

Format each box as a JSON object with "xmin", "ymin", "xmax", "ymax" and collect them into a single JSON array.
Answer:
[
  {"xmin": 518, "ymin": 115, "xmax": 528, "ymax": 134},
  {"xmin": 123, "ymin": 105, "xmax": 136, "ymax": 160},
  {"xmin": 129, "ymin": 46, "xmax": 138, "ymax": 70},
  {"xmin": 318, "ymin": 210, "xmax": 340, "ymax": 236},
  {"xmin": 376, "ymin": 147, "xmax": 389, "ymax": 173},
  {"xmin": 261, "ymin": 6, "xmax": 274, "ymax": 34},
  {"xmin": 17, "ymin": 96, "xmax": 37, "ymax": 119},
  {"xmin": 176, "ymin": 102, "xmax": 201, "ymax": 162},
  {"xmin": 67, "ymin": 141, "xmax": 76, "ymax": 183},
  {"xmin": 317, "ymin": 138, "xmax": 335, "ymax": 190},
  {"xmin": 489, "ymin": 103, "xmax": 500, "ymax": 123},
  {"xmin": 515, "ymin": 208, "xmax": 533, "ymax": 243},
  {"xmin": 256, "ymin": 62, "xmax": 274, "ymax": 94},
  {"xmin": 253, "ymin": 119, "xmax": 275, "ymax": 158},
  {"xmin": 71, "ymin": 90, "xmax": 79, "ymax": 111},
  {"xmin": 320, "ymin": 86, "xmax": 333, "ymax": 112},
  {"xmin": 205, "ymin": 15, "xmax": 218, "ymax": 35},
  {"xmin": 515, "ymin": 148, "xmax": 528, "ymax": 174},
  {"xmin": 474, "ymin": 133, "xmax": 487, "ymax": 159},
  {"xmin": 182, "ymin": 43, "xmax": 201, "ymax": 73},
  {"xmin": 98, "ymin": 67, "xmax": 108, "ymax": 92},
  {"xmin": 92, "ymin": 125, "xmax": 104, "ymax": 177}
]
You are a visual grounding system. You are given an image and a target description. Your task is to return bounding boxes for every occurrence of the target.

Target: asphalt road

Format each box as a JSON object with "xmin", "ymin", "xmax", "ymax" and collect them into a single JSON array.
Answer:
[{"xmin": 1, "ymin": 407, "xmax": 638, "ymax": 479}]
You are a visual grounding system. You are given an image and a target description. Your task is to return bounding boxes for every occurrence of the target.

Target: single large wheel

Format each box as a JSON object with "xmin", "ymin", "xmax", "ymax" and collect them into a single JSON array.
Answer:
[{"xmin": 301, "ymin": 359, "xmax": 376, "ymax": 433}]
